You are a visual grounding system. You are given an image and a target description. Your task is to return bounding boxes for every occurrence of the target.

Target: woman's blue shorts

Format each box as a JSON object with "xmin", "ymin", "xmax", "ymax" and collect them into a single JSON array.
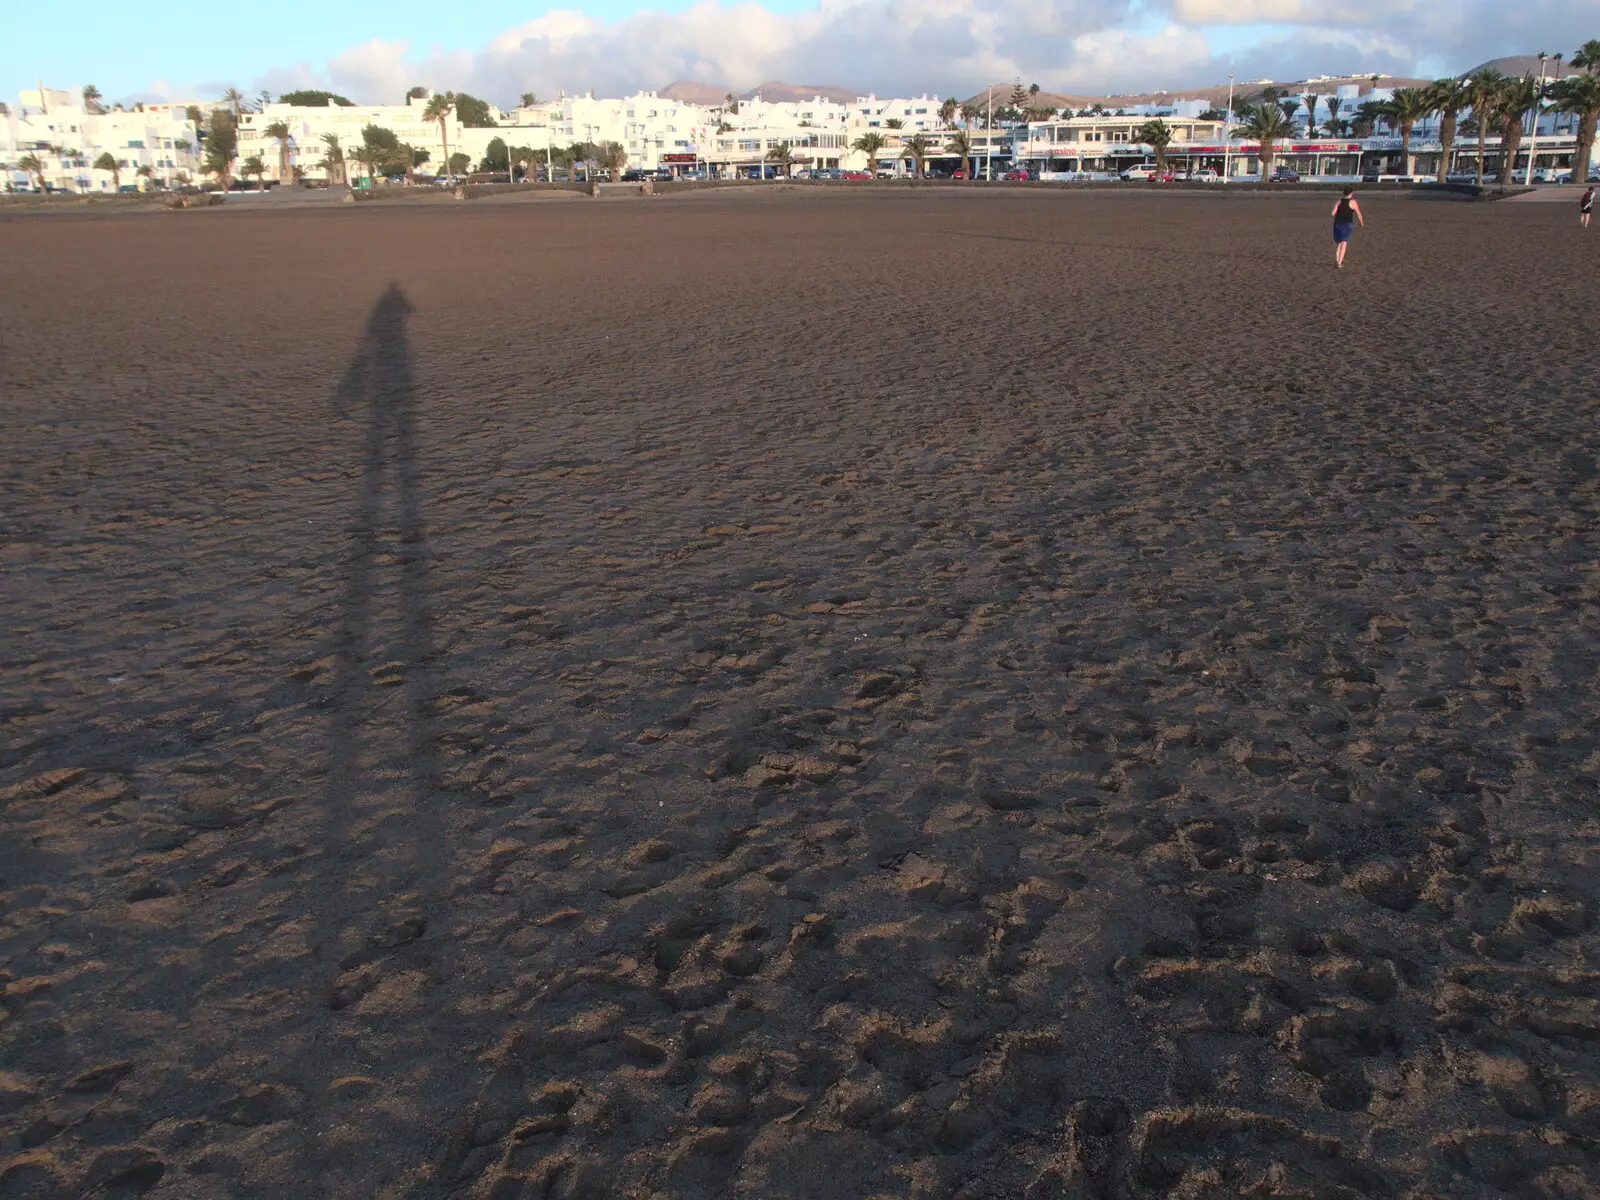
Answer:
[{"xmin": 1333, "ymin": 221, "xmax": 1354, "ymax": 244}]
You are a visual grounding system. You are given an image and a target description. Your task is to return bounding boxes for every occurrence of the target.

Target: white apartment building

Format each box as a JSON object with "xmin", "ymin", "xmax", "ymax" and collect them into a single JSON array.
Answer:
[
  {"xmin": 488, "ymin": 90, "xmax": 961, "ymax": 177},
  {"xmin": 237, "ymin": 94, "xmax": 475, "ymax": 181},
  {"xmin": 1012, "ymin": 112, "xmax": 1232, "ymax": 174},
  {"xmin": 2, "ymin": 87, "xmax": 199, "ymax": 192}
]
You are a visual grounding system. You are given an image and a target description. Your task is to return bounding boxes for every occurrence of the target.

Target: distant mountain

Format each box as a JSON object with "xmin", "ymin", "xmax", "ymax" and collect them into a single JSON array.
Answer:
[
  {"xmin": 657, "ymin": 73, "xmax": 1443, "ymax": 114},
  {"xmin": 657, "ymin": 81, "xmax": 730, "ymax": 106},
  {"xmin": 739, "ymin": 81, "xmax": 863, "ymax": 105},
  {"xmin": 1464, "ymin": 55, "xmax": 1582, "ymax": 79},
  {"xmin": 962, "ymin": 74, "xmax": 1430, "ymax": 112},
  {"xmin": 658, "ymin": 80, "xmax": 864, "ymax": 106}
]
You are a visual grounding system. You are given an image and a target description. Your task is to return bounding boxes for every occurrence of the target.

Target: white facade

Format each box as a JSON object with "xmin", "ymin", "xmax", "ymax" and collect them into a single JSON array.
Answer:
[
  {"xmin": 3, "ymin": 91, "xmax": 199, "ymax": 192},
  {"xmin": 475, "ymin": 90, "xmax": 962, "ymax": 177},
  {"xmin": 237, "ymin": 95, "xmax": 475, "ymax": 181}
]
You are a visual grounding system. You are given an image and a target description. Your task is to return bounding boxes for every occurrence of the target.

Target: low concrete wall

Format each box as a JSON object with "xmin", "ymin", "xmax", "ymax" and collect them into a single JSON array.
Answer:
[
  {"xmin": 342, "ymin": 181, "xmax": 591, "ymax": 203},
  {"xmin": 0, "ymin": 191, "xmax": 170, "ymax": 210}
]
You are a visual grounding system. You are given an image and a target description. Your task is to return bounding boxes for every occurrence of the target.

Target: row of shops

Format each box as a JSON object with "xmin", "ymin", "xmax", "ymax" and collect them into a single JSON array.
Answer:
[{"xmin": 1013, "ymin": 135, "xmax": 1585, "ymax": 180}]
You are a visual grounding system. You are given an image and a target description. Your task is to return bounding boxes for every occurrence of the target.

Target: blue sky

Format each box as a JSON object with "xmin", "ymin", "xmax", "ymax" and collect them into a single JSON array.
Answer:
[
  {"xmin": 3, "ymin": 0, "xmax": 1585, "ymax": 107},
  {"xmin": 3, "ymin": 0, "xmax": 795, "ymax": 99}
]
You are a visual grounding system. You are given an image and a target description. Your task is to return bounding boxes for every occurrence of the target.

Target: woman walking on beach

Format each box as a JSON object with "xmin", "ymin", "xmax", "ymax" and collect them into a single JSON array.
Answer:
[
  {"xmin": 1583, "ymin": 187, "xmax": 1594, "ymax": 229},
  {"xmin": 1332, "ymin": 189, "xmax": 1364, "ymax": 268}
]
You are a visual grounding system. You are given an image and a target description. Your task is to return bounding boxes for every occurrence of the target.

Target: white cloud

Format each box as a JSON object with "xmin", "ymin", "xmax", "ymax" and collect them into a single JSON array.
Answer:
[{"xmin": 216, "ymin": 0, "xmax": 1600, "ymax": 107}]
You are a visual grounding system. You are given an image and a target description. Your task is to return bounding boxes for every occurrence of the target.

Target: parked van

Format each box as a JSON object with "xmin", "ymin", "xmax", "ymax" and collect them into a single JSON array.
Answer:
[{"xmin": 1120, "ymin": 164, "xmax": 1159, "ymax": 181}]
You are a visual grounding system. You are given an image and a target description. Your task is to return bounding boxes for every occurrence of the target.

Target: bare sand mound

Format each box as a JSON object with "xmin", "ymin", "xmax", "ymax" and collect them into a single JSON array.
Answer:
[{"xmin": 1, "ymin": 188, "xmax": 1597, "ymax": 1198}]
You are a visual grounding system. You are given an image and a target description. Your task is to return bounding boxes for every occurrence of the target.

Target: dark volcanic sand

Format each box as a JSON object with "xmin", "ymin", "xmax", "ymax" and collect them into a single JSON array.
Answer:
[{"xmin": 2, "ymin": 188, "xmax": 1598, "ymax": 1199}]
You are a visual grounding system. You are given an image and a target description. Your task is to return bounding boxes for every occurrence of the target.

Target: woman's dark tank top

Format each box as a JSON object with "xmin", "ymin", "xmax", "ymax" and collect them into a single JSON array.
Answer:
[{"xmin": 1335, "ymin": 197, "xmax": 1354, "ymax": 223}]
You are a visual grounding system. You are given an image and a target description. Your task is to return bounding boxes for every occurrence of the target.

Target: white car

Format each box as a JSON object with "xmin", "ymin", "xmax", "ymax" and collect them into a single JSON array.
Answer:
[{"xmin": 1191, "ymin": 168, "xmax": 1221, "ymax": 182}]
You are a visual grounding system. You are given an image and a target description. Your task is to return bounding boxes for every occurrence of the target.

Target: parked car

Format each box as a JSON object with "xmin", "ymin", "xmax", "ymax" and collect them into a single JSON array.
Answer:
[
  {"xmin": 840, "ymin": 170, "xmax": 873, "ymax": 180},
  {"xmin": 620, "ymin": 168, "xmax": 648, "ymax": 182},
  {"xmin": 1191, "ymin": 168, "xmax": 1221, "ymax": 182},
  {"xmin": 1003, "ymin": 167, "xmax": 1035, "ymax": 181},
  {"xmin": 951, "ymin": 168, "xmax": 968, "ymax": 179},
  {"xmin": 1120, "ymin": 164, "xmax": 1160, "ymax": 180},
  {"xmin": 1270, "ymin": 167, "xmax": 1301, "ymax": 183}
]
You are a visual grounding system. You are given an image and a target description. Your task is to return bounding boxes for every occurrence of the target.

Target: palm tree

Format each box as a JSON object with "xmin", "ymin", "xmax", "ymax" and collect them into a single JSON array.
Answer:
[
  {"xmin": 765, "ymin": 141, "xmax": 795, "ymax": 178},
  {"xmin": 1555, "ymin": 74, "xmax": 1600, "ymax": 182},
  {"xmin": 939, "ymin": 97, "xmax": 958, "ymax": 127},
  {"xmin": 1352, "ymin": 99, "xmax": 1388, "ymax": 136},
  {"xmin": 320, "ymin": 132, "xmax": 345, "ymax": 185},
  {"xmin": 263, "ymin": 120, "xmax": 292, "ymax": 182},
  {"xmin": 348, "ymin": 145, "xmax": 378, "ymax": 184},
  {"xmin": 884, "ymin": 118, "xmax": 904, "ymax": 130},
  {"xmin": 136, "ymin": 165, "xmax": 153, "ymax": 190},
  {"xmin": 1424, "ymin": 78, "xmax": 1469, "ymax": 181},
  {"xmin": 1323, "ymin": 95, "xmax": 1343, "ymax": 135},
  {"xmin": 852, "ymin": 131, "xmax": 888, "ymax": 175},
  {"xmin": 1573, "ymin": 39, "xmax": 1600, "ymax": 73},
  {"xmin": 599, "ymin": 141, "xmax": 627, "ymax": 180},
  {"xmin": 1300, "ymin": 92, "xmax": 1319, "ymax": 134},
  {"xmin": 1494, "ymin": 74, "xmax": 1538, "ymax": 184},
  {"xmin": 946, "ymin": 130, "xmax": 973, "ymax": 177},
  {"xmin": 1135, "ymin": 119, "xmax": 1174, "ymax": 175},
  {"xmin": 18, "ymin": 152, "xmax": 45, "ymax": 191},
  {"xmin": 520, "ymin": 91, "xmax": 537, "ymax": 108},
  {"xmin": 1466, "ymin": 69, "xmax": 1507, "ymax": 185},
  {"xmin": 203, "ymin": 109, "xmax": 237, "ymax": 188},
  {"xmin": 82, "ymin": 85, "xmax": 104, "ymax": 114},
  {"xmin": 1232, "ymin": 103, "xmax": 1293, "ymax": 180},
  {"xmin": 422, "ymin": 93, "xmax": 454, "ymax": 177},
  {"xmin": 1382, "ymin": 87, "xmax": 1434, "ymax": 175},
  {"xmin": 902, "ymin": 133, "xmax": 932, "ymax": 179},
  {"xmin": 93, "ymin": 151, "xmax": 120, "ymax": 190},
  {"xmin": 960, "ymin": 103, "xmax": 980, "ymax": 129},
  {"xmin": 222, "ymin": 88, "xmax": 246, "ymax": 123},
  {"xmin": 241, "ymin": 155, "xmax": 265, "ymax": 189}
]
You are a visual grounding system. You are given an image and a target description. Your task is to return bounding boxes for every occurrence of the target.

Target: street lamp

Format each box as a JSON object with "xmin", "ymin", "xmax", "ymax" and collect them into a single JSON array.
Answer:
[
  {"xmin": 1222, "ymin": 74, "xmax": 1235, "ymax": 183},
  {"xmin": 1524, "ymin": 52, "xmax": 1548, "ymax": 186}
]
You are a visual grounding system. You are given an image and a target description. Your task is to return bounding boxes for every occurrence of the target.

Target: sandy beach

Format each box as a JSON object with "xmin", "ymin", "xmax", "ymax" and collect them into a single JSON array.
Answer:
[{"xmin": 2, "ymin": 185, "xmax": 1598, "ymax": 1198}]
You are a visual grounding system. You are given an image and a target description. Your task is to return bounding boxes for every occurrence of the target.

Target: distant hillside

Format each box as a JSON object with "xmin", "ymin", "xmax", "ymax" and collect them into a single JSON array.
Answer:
[
  {"xmin": 658, "ymin": 80, "xmax": 863, "ymax": 106},
  {"xmin": 961, "ymin": 74, "xmax": 1430, "ymax": 112},
  {"xmin": 657, "ymin": 73, "xmax": 1445, "ymax": 113},
  {"xmin": 1464, "ymin": 55, "xmax": 1583, "ymax": 80},
  {"xmin": 657, "ymin": 81, "xmax": 729, "ymax": 106}
]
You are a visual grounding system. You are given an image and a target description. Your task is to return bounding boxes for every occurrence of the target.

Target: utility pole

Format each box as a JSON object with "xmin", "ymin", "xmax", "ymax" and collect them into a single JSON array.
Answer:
[
  {"xmin": 1524, "ymin": 52, "xmax": 1547, "ymax": 186},
  {"xmin": 1222, "ymin": 74, "xmax": 1234, "ymax": 182},
  {"xmin": 985, "ymin": 86, "xmax": 992, "ymax": 180}
]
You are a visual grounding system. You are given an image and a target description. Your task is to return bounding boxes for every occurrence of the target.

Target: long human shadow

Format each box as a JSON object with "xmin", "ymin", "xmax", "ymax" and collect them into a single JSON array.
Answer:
[{"xmin": 323, "ymin": 281, "xmax": 441, "ymax": 874}]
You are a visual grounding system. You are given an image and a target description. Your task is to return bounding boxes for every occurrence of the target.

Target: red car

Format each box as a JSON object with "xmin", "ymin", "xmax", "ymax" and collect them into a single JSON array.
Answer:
[
  {"xmin": 952, "ymin": 168, "xmax": 968, "ymax": 179},
  {"xmin": 841, "ymin": 170, "xmax": 873, "ymax": 180},
  {"xmin": 1003, "ymin": 168, "xmax": 1035, "ymax": 182}
]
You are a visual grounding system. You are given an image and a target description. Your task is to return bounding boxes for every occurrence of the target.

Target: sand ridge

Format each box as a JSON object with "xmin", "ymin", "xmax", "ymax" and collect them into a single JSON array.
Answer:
[{"xmin": 1, "ymin": 189, "xmax": 1598, "ymax": 1198}]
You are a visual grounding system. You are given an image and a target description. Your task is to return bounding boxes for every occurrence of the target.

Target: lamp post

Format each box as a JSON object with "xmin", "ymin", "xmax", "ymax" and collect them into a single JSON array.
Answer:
[
  {"xmin": 985, "ymin": 85, "xmax": 992, "ymax": 180},
  {"xmin": 1524, "ymin": 52, "xmax": 1548, "ymax": 186},
  {"xmin": 1222, "ymin": 74, "xmax": 1235, "ymax": 183}
]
